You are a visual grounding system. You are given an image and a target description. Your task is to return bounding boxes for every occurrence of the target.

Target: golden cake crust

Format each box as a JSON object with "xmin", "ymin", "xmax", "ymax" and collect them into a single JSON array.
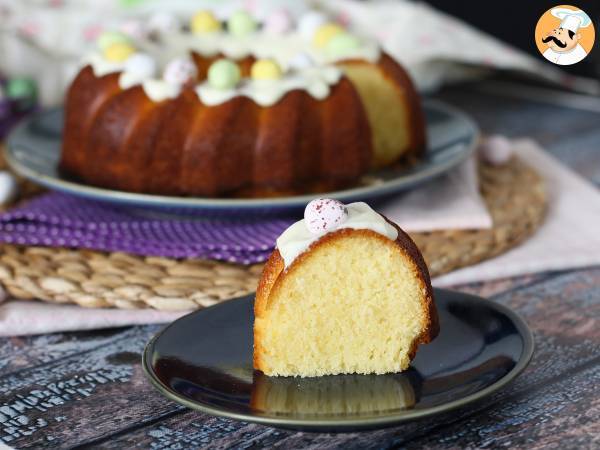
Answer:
[
  {"xmin": 253, "ymin": 221, "xmax": 439, "ymax": 373},
  {"xmin": 340, "ymin": 53, "xmax": 426, "ymax": 161}
]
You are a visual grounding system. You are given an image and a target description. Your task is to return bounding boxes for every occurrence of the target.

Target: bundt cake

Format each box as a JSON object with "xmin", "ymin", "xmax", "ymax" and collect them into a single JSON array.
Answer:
[
  {"xmin": 253, "ymin": 199, "xmax": 439, "ymax": 377},
  {"xmin": 60, "ymin": 9, "xmax": 425, "ymax": 197}
]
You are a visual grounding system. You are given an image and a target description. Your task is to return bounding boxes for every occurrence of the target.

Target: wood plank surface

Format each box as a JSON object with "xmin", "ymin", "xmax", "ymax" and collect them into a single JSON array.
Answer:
[{"xmin": 0, "ymin": 84, "xmax": 598, "ymax": 449}]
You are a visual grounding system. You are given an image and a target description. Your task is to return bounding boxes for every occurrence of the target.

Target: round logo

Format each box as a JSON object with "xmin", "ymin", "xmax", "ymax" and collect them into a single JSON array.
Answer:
[{"xmin": 535, "ymin": 5, "xmax": 595, "ymax": 66}]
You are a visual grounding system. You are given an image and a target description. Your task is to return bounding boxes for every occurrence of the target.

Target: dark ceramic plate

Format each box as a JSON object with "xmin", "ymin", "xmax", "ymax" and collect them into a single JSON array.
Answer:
[
  {"xmin": 143, "ymin": 289, "xmax": 533, "ymax": 432},
  {"xmin": 5, "ymin": 100, "xmax": 477, "ymax": 214}
]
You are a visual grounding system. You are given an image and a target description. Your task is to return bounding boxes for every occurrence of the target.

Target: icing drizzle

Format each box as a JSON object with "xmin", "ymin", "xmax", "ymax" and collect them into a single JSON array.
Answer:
[
  {"xmin": 82, "ymin": 11, "xmax": 380, "ymax": 106},
  {"xmin": 276, "ymin": 202, "xmax": 398, "ymax": 268}
]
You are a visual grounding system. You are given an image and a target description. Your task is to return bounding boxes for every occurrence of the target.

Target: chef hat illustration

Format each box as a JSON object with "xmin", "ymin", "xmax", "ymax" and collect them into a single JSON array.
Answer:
[{"xmin": 551, "ymin": 7, "xmax": 592, "ymax": 33}]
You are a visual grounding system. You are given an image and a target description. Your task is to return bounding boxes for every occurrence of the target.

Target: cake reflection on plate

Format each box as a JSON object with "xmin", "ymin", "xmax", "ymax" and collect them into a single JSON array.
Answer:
[{"xmin": 251, "ymin": 371, "xmax": 417, "ymax": 415}]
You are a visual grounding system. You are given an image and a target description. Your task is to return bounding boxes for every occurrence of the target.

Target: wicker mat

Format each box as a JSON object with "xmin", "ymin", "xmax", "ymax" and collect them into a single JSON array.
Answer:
[{"xmin": 0, "ymin": 156, "xmax": 545, "ymax": 310}]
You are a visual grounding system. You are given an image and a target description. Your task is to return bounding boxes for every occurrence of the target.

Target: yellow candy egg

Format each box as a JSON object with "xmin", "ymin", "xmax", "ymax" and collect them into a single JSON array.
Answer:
[
  {"xmin": 104, "ymin": 42, "xmax": 136, "ymax": 62},
  {"xmin": 251, "ymin": 59, "xmax": 283, "ymax": 80},
  {"xmin": 313, "ymin": 23, "xmax": 344, "ymax": 48},
  {"xmin": 191, "ymin": 10, "xmax": 221, "ymax": 34}
]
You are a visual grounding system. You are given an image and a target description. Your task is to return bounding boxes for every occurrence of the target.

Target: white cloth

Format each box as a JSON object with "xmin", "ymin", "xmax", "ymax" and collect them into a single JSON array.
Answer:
[
  {"xmin": 434, "ymin": 139, "xmax": 600, "ymax": 286},
  {"xmin": 1, "ymin": 139, "xmax": 599, "ymax": 336},
  {"xmin": 381, "ymin": 157, "xmax": 492, "ymax": 232},
  {"xmin": 1, "ymin": 0, "xmax": 598, "ymax": 106},
  {"xmin": 542, "ymin": 44, "xmax": 588, "ymax": 66}
]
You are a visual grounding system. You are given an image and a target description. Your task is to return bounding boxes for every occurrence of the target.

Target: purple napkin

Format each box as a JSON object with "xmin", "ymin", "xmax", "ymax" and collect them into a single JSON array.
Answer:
[{"xmin": 0, "ymin": 193, "xmax": 295, "ymax": 264}]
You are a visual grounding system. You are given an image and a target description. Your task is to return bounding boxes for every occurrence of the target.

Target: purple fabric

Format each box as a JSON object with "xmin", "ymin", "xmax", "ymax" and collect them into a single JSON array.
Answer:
[{"xmin": 0, "ymin": 193, "xmax": 296, "ymax": 264}]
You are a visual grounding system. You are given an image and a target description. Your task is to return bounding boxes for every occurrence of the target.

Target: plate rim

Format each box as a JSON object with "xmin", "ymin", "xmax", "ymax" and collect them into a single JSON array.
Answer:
[
  {"xmin": 5, "ymin": 100, "xmax": 479, "ymax": 211},
  {"xmin": 141, "ymin": 288, "xmax": 534, "ymax": 431}
]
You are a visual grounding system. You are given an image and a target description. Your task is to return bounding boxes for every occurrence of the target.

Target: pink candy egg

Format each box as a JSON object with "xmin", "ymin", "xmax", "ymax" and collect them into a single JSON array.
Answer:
[
  {"xmin": 480, "ymin": 135, "xmax": 513, "ymax": 165},
  {"xmin": 304, "ymin": 198, "xmax": 348, "ymax": 234},
  {"xmin": 264, "ymin": 9, "xmax": 293, "ymax": 34},
  {"xmin": 119, "ymin": 19, "xmax": 147, "ymax": 40},
  {"xmin": 163, "ymin": 58, "xmax": 197, "ymax": 85}
]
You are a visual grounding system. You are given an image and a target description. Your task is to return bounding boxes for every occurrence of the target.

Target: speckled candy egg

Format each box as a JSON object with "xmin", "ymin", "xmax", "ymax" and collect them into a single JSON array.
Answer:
[
  {"xmin": 480, "ymin": 135, "xmax": 513, "ymax": 165},
  {"xmin": 304, "ymin": 199, "xmax": 348, "ymax": 234},
  {"xmin": 264, "ymin": 9, "xmax": 293, "ymax": 34},
  {"xmin": 125, "ymin": 53, "xmax": 157, "ymax": 78},
  {"xmin": 298, "ymin": 11, "xmax": 327, "ymax": 39},
  {"xmin": 163, "ymin": 58, "xmax": 197, "ymax": 85}
]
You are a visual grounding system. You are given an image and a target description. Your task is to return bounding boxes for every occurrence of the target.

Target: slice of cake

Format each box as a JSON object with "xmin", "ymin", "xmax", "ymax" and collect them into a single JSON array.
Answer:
[{"xmin": 253, "ymin": 199, "xmax": 439, "ymax": 377}]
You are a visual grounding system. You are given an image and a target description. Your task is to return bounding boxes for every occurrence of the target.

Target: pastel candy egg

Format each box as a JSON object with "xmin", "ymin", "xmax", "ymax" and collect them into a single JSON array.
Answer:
[
  {"xmin": 298, "ymin": 11, "xmax": 327, "ymax": 39},
  {"xmin": 6, "ymin": 78, "xmax": 36, "ymax": 100},
  {"xmin": 97, "ymin": 31, "xmax": 131, "ymax": 51},
  {"xmin": 480, "ymin": 135, "xmax": 513, "ymax": 165},
  {"xmin": 124, "ymin": 53, "xmax": 157, "ymax": 78},
  {"xmin": 104, "ymin": 42, "xmax": 136, "ymax": 62},
  {"xmin": 119, "ymin": 20, "xmax": 147, "ymax": 40},
  {"xmin": 207, "ymin": 59, "xmax": 241, "ymax": 89},
  {"xmin": 313, "ymin": 23, "xmax": 344, "ymax": 48},
  {"xmin": 0, "ymin": 171, "xmax": 18, "ymax": 206},
  {"xmin": 264, "ymin": 9, "xmax": 293, "ymax": 34},
  {"xmin": 326, "ymin": 32, "xmax": 361, "ymax": 57},
  {"xmin": 304, "ymin": 198, "xmax": 348, "ymax": 234},
  {"xmin": 227, "ymin": 11, "xmax": 258, "ymax": 36},
  {"xmin": 251, "ymin": 59, "xmax": 283, "ymax": 81},
  {"xmin": 288, "ymin": 52, "xmax": 314, "ymax": 70},
  {"xmin": 147, "ymin": 12, "xmax": 180, "ymax": 34},
  {"xmin": 163, "ymin": 58, "xmax": 198, "ymax": 85},
  {"xmin": 191, "ymin": 10, "xmax": 221, "ymax": 34}
]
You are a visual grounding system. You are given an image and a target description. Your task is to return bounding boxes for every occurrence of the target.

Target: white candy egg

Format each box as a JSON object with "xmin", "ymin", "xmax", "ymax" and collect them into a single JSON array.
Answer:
[
  {"xmin": 124, "ymin": 53, "xmax": 157, "ymax": 78},
  {"xmin": 288, "ymin": 52, "xmax": 314, "ymax": 70},
  {"xmin": 148, "ymin": 12, "xmax": 180, "ymax": 34},
  {"xmin": 163, "ymin": 58, "xmax": 197, "ymax": 85},
  {"xmin": 0, "ymin": 171, "xmax": 18, "ymax": 205},
  {"xmin": 298, "ymin": 11, "xmax": 328, "ymax": 39},
  {"xmin": 304, "ymin": 198, "xmax": 348, "ymax": 234},
  {"xmin": 480, "ymin": 135, "xmax": 513, "ymax": 165}
]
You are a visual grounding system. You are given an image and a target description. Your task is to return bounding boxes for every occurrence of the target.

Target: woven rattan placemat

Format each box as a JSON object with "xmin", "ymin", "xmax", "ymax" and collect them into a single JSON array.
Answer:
[{"xmin": 0, "ymin": 155, "xmax": 545, "ymax": 310}]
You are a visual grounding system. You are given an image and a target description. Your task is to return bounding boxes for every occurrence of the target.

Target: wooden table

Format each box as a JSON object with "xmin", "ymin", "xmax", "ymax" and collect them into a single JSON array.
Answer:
[{"xmin": 1, "ymin": 79, "xmax": 599, "ymax": 449}]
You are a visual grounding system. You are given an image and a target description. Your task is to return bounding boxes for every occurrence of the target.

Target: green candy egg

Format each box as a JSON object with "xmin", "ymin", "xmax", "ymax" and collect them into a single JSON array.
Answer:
[
  {"xmin": 326, "ymin": 33, "xmax": 362, "ymax": 57},
  {"xmin": 227, "ymin": 11, "xmax": 258, "ymax": 36},
  {"xmin": 97, "ymin": 31, "xmax": 131, "ymax": 51},
  {"xmin": 207, "ymin": 59, "xmax": 241, "ymax": 90},
  {"xmin": 6, "ymin": 78, "xmax": 37, "ymax": 101}
]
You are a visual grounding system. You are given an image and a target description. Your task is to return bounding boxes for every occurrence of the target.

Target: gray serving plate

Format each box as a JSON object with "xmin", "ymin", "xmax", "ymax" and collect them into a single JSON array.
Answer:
[
  {"xmin": 6, "ymin": 100, "xmax": 477, "ymax": 214},
  {"xmin": 143, "ymin": 289, "xmax": 534, "ymax": 432}
]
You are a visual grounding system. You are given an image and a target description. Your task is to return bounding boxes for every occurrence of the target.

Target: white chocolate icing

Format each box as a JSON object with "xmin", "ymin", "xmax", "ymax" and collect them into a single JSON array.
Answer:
[
  {"xmin": 164, "ymin": 30, "xmax": 380, "ymax": 67},
  {"xmin": 276, "ymin": 202, "xmax": 398, "ymax": 268},
  {"xmin": 141, "ymin": 79, "xmax": 181, "ymax": 102},
  {"xmin": 196, "ymin": 66, "xmax": 342, "ymax": 107}
]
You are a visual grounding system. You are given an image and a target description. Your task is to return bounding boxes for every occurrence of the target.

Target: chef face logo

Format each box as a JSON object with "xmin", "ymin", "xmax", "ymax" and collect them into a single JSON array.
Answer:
[
  {"xmin": 535, "ymin": 5, "xmax": 595, "ymax": 65},
  {"xmin": 542, "ymin": 27, "xmax": 580, "ymax": 52}
]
